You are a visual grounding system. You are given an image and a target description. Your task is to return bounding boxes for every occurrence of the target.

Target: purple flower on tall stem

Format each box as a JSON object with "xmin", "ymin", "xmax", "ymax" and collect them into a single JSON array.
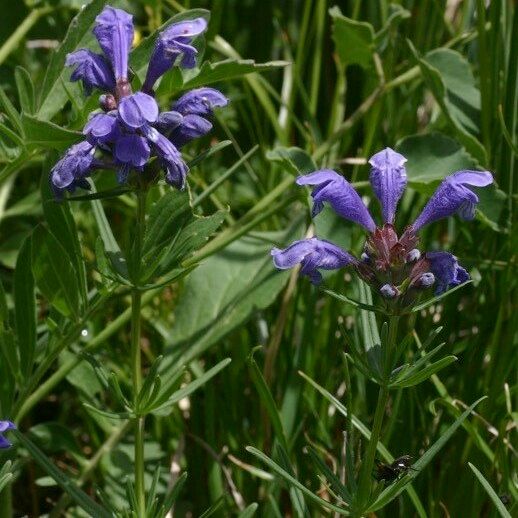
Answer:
[
  {"xmin": 272, "ymin": 146, "xmax": 493, "ymax": 301},
  {"xmin": 0, "ymin": 421, "xmax": 16, "ymax": 449}
]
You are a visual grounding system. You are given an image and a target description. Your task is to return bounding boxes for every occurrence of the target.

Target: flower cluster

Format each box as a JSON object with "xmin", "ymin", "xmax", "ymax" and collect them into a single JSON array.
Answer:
[
  {"xmin": 272, "ymin": 148, "xmax": 493, "ymax": 304},
  {"xmin": 0, "ymin": 420, "xmax": 15, "ymax": 449},
  {"xmin": 51, "ymin": 6, "xmax": 228, "ymax": 197}
]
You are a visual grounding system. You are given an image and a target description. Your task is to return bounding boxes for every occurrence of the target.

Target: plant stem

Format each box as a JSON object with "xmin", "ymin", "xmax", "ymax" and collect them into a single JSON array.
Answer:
[
  {"xmin": 132, "ymin": 190, "xmax": 147, "ymax": 516},
  {"xmin": 355, "ymin": 316, "xmax": 399, "ymax": 511}
]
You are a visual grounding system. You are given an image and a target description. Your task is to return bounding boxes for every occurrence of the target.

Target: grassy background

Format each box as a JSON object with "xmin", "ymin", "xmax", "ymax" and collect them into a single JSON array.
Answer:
[{"xmin": 0, "ymin": 0, "xmax": 516, "ymax": 516}]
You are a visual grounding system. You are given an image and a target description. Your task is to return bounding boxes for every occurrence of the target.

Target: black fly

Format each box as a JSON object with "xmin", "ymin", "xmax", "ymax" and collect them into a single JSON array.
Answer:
[{"xmin": 373, "ymin": 455, "xmax": 417, "ymax": 483}]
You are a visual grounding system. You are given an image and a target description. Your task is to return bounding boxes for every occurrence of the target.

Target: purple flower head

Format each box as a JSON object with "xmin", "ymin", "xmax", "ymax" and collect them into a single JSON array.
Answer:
[
  {"xmin": 369, "ymin": 147, "xmax": 407, "ymax": 224},
  {"xmin": 93, "ymin": 6, "xmax": 134, "ymax": 81},
  {"xmin": 83, "ymin": 113, "xmax": 119, "ymax": 146},
  {"xmin": 296, "ymin": 170, "xmax": 376, "ymax": 232},
  {"xmin": 0, "ymin": 420, "xmax": 16, "ymax": 449},
  {"xmin": 271, "ymin": 237, "xmax": 356, "ymax": 285},
  {"xmin": 65, "ymin": 49, "xmax": 115, "ymax": 95},
  {"xmin": 143, "ymin": 18, "xmax": 208, "ymax": 93},
  {"xmin": 427, "ymin": 251, "xmax": 469, "ymax": 295},
  {"xmin": 412, "ymin": 170, "xmax": 493, "ymax": 231},
  {"xmin": 50, "ymin": 141, "xmax": 95, "ymax": 195},
  {"xmin": 118, "ymin": 92, "xmax": 159, "ymax": 129},
  {"xmin": 172, "ymin": 88, "xmax": 229, "ymax": 117},
  {"xmin": 144, "ymin": 126, "xmax": 188, "ymax": 188}
]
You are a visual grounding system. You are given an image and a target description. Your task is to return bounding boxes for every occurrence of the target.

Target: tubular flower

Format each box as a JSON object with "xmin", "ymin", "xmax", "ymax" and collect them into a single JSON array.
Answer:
[
  {"xmin": 0, "ymin": 421, "xmax": 16, "ymax": 449},
  {"xmin": 272, "ymin": 147, "xmax": 493, "ymax": 305},
  {"xmin": 51, "ymin": 6, "xmax": 227, "ymax": 196}
]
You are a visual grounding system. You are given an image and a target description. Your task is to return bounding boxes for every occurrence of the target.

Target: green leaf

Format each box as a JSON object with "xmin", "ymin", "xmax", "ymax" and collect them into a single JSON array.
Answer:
[
  {"xmin": 238, "ymin": 503, "xmax": 258, "ymax": 518},
  {"xmin": 180, "ymin": 59, "xmax": 288, "ymax": 91},
  {"xmin": 247, "ymin": 352, "xmax": 289, "ymax": 452},
  {"xmin": 407, "ymin": 40, "xmax": 487, "ymax": 165},
  {"xmin": 150, "ymin": 358, "xmax": 231, "ymax": 415},
  {"xmin": 468, "ymin": 463, "xmax": 512, "ymax": 518},
  {"xmin": 389, "ymin": 356, "xmax": 457, "ymax": 388},
  {"xmin": 29, "ymin": 422, "xmax": 82, "ymax": 456},
  {"xmin": 160, "ymin": 224, "xmax": 304, "ymax": 371},
  {"xmin": 22, "ymin": 114, "xmax": 82, "ymax": 151},
  {"xmin": 37, "ymin": 0, "xmax": 106, "ymax": 120},
  {"xmin": 14, "ymin": 236, "xmax": 36, "ymax": 378},
  {"xmin": 424, "ymin": 49, "xmax": 480, "ymax": 134},
  {"xmin": 411, "ymin": 281, "xmax": 472, "ymax": 312},
  {"xmin": 31, "ymin": 226, "xmax": 80, "ymax": 318},
  {"xmin": 266, "ymin": 145, "xmax": 316, "ymax": 175},
  {"xmin": 397, "ymin": 132, "xmax": 478, "ymax": 189},
  {"xmin": 329, "ymin": 6, "xmax": 375, "ymax": 68},
  {"xmin": 366, "ymin": 397, "xmax": 487, "ymax": 512},
  {"xmin": 13, "ymin": 430, "xmax": 111, "ymax": 517},
  {"xmin": 246, "ymin": 447, "xmax": 350, "ymax": 515},
  {"xmin": 15, "ymin": 66, "xmax": 36, "ymax": 114},
  {"xmin": 0, "ymin": 87, "xmax": 23, "ymax": 135}
]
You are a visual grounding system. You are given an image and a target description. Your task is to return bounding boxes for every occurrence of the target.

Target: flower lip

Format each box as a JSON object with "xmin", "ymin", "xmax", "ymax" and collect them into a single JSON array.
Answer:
[
  {"xmin": 412, "ymin": 170, "xmax": 494, "ymax": 231},
  {"xmin": 0, "ymin": 420, "xmax": 16, "ymax": 449},
  {"xmin": 118, "ymin": 92, "xmax": 159, "ymax": 128},
  {"xmin": 172, "ymin": 88, "xmax": 229, "ymax": 116},
  {"xmin": 427, "ymin": 251, "xmax": 470, "ymax": 295},
  {"xmin": 296, "ymin": 169, "xmax": 376, "ymax": 232},
  {"xmin": 161, "ymin": 17, "xmax": 208, "ymax": 40}
]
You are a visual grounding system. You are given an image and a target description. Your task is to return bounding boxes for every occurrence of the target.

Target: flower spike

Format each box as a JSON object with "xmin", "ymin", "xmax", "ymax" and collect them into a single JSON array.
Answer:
[
  {"xmin": 297, "ymin": 170, "xmax": 376, "ymax": 232},
  {"xmin": 412, "ymin": 170, "xmax": 493, "ymax": 231},
  {"xmin": 369, "ymin": 147, "xmax": 407, "ymax": 224}
]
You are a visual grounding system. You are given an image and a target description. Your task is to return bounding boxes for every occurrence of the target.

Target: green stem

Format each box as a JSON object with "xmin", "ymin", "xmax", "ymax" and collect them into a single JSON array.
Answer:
[
  {"xmin": 132, "ymin": 190, "xmax": 147, "ymax": 516},
  {"xmin": 356, "ymin": 316, "xmax": 399, "ymax": 511}
]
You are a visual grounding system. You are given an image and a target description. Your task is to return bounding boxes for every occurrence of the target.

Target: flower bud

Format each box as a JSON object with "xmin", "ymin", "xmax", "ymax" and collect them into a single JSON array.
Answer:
[
  {"xmin": 99, "ymin": 94, "xmax": 117, "ymax": 111},
  {"xmin": 417, "ymin": 272, "xmax": 435, "ymax": 288},
  {"xmin": 406, "ymin": 248, "xmax": 421, "ymax": 262},
  {"xmin": 380, "ymin": 284, "xmax": 399, "ymax": 298}
]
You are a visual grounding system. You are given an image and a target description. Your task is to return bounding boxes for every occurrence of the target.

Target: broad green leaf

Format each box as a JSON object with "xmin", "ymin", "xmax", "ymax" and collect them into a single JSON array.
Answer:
[
  {"xmin": 160, "ymin": 223, "xmax": 304, "ymax": 370},
  {"xmin": 408, "ymin": 40, "xmax": 487, "ymax": 165},
  {"xmin": 330, "ymin": 6, "xmax": 375, "ymax": 68},
  {"xmin": 366, "ymin": 397, "xmax": 487, "ymax": 512},
  {"xmin": 13, "ymin": 430, "xmax": 111, "ymax": 518},
  {"xmin": 22, "ymin": 114, "xmax": 82, "ymax": 151},
  {"xmin": 14, "ymin": 236, "xmax": 36, "ymax": 377},
  {"xmin": 31, "ymin": 226, "xmax": 80, "ymax": 318},
  {"xmin": 15, "ymin": 66, "xmax": 36, "ymax": 114},
  {"xmin": 424, "ymin": 49, "xmax": 480, "ymax": 134},
  {"xmin": 266, "ymin": 146, "xmax": 316, "ymax": 175},
  {"xmin": 37, "ymin": 0, "xmax": 106, "ymax": 119},
  {"xmin": 397, "ymin": 132, "xmax": 478, "ymax": 189},
  {"xmin": 469, "ymin": 463, "xmax": 512, "ymax": 518}
]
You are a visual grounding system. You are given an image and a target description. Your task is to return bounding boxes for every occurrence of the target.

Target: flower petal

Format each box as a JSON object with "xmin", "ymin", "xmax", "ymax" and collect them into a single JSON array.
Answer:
[
  {"xmin": 172, "ymin": 88, "xmax": 229, "ymax": 116},
  {"xmin": 83, "ymin": 113, "xmax": 119, "ymax": 145},
  {"xmin": 65, "ymin": 49, "xmax": 115, "ymax": 94},
  {"xmin": 93, "ymin": 6, "xmax": 134, "ymax": 80},
  {"xmin": 412, "ymin": 170, "xmax": 494, "ymax": 231},
  {"xmin": 115, "ymin": 135, "xmax": 150, "ymax": 168},
  {"xmin": 170, "ymin": 114, "xmax": 212, "ymax": 147},
  {"xmin": 271, "ymin": 237, "xmax": 356, "ymax": 285},
  {"xmin": 369, "ymin": 147, "xmax": 407, "ymax": 224},
  {"xmin": 426, "ymin": 251, "xmax": 469, "ymax": 294},
  {"xmin": 296, "ymin": 170, "xmax": 376, "ymax": 232},
  {"xmin": 50, "ymin": 141, "xmax": 95, "ymax": 192},
  {"xmin": 118, "ymin": 93, "xmax": 159, "ymax": 129}
]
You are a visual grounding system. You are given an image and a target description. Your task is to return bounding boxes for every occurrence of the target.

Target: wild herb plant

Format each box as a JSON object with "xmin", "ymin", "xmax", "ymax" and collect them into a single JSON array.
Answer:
[{"xmin": 0, "ymin": 0, "xmax": 516, "ymax": 517}]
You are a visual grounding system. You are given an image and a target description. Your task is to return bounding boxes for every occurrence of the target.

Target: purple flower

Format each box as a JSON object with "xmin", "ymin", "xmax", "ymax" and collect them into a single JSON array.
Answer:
[
  {"xmin": 0, "ymin": 421, "xmax": 16, "ymax": 449},
  {"xmin": 83, "ymin": 113, "xmax": 119, "ymax": 146},
  {"xmin": 115, "ymin": 135, "xmax": 150, "ymax": 183},
  {"xmin": 271, "ymin": 237, "xmax": 356, "ymax": 285},
  {"xmin": 50, "ymin": 141, "xmax": 96, "ymax": 195},
  {"xmin": 143, "ymin": 18, "xmax": 208, "ymax": 93},
  {"xmin": 369, "ymin": 147, "xmax": 407, "ymax": 224},
  {"xmin": 144, "ymin": 127, "xmax": 188, "ymax": 188},
  {"xmin": 93, "ymin": 6, "xmax": 134, "ymax": 81},
  {"xmin": 118, "ymin": 92, "xmax": 159, "ymax": 129},
  {"xmin": 65, "ymin": 49, "xmax": 115, "ymax": 95},
  {"xmin": 172, "ymin": 88, "xmax": 229, "ymax": 117},
  {"xmin": 168, "ymin": 88, "xmax": 228, "ymax": 147},
  {"xmin": 296, "ymin": 170, "xmax": 376, "ymax": 232},
  {"xmin": 380, "ymin": 284, "xmax": 398, "ymax": 298},
  {"xmin": 412, "ymin": 170, "xmax": 493, "ymax": 231},
  {"xmin": 427, "ymin": 251, "xmax": 469, "ymax": 295}
]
